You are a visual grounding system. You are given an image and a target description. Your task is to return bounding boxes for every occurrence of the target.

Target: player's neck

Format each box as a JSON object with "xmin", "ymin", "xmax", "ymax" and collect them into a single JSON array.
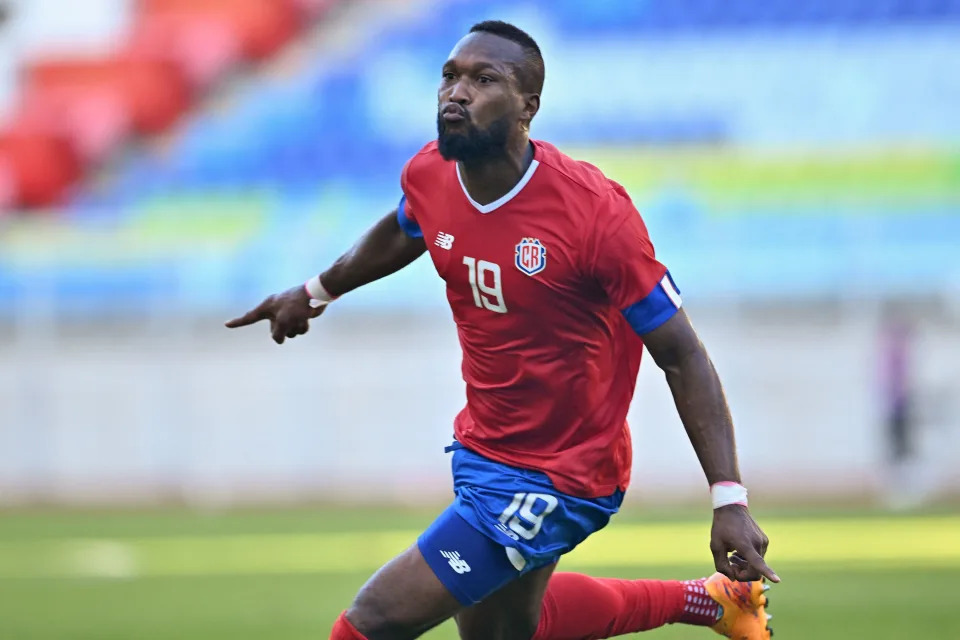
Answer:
[{"xmin": 458, "ymin": 140, "xmax": 534, "ymax": 207}]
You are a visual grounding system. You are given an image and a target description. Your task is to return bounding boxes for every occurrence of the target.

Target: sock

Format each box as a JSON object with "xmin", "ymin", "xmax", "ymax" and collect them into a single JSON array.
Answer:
[
  {"xmin": 533, "ymin": 573, "xmax": 720, "ymax": 640},
  {"xmin": 330, "ymin": 612, "xmax": 368, "ymax": 640},
  {"xmin": 678, "ymin": 578, "xmax": 722, "ymax": 626}
]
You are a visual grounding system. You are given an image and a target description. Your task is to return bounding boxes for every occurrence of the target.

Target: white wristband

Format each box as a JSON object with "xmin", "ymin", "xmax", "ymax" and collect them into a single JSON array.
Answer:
[
  {"xmin": 711, "ymin": 482, "xmax": 748, "ymax": 509},
  {"xmin": 304, "ymin": 275, "xmax": 338, "ymax": 308}
]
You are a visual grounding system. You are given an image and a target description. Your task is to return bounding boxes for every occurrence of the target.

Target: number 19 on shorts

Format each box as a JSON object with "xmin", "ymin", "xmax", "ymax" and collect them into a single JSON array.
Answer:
[
  {"xmin": 463, "ymin": 257, "xmax": 507, "ymax": 314},
  {"xmin": 498, "ymin": 492, "xmax": 558, "ymax": 540}
]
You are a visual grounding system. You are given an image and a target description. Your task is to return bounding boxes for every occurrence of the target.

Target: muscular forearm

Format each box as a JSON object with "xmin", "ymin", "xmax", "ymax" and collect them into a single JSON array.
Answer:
[
  {"xmin": 320, "ymin": 209, "xmax": 426, "ymax": 297},
  {"xmin": 662, "ymin": 345, "xmax": 740, "ymax": 486}
]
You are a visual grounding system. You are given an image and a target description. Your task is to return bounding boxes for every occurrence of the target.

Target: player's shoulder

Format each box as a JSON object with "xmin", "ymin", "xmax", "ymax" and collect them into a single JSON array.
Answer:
[
  {"xmin": 410, "ymin": 140, "xmax": 441, "ymax": 162},
  {"xmin": 533, "ymin": 140, "xmax": 638, "ymax": 232},
  {"xmin": 403, "ymin": 141, "xmax": 446, "ymax": 180},
  {"xmin": 532, "ymin": 140, "xmax": 621, "ymax": 201}
]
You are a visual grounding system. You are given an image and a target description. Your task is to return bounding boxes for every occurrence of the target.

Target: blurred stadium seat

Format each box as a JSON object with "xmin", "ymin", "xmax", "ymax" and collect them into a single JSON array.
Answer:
[
  {"xmin": 0, "ymin": 129, "xmax": 82, "ymax": 207},
  {"xmin": 124, "ymin": 11, "xmax": 241, "ymax": 88},
  {"xmin": 136, "ymin": 0, "xmax": 301, "ymax": 61}
]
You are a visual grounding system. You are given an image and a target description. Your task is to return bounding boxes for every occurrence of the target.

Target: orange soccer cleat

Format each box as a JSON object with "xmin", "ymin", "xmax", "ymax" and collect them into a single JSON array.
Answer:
[{"xmin": 704, "ymin": 572, "xmax": 773, "ymax": 639}]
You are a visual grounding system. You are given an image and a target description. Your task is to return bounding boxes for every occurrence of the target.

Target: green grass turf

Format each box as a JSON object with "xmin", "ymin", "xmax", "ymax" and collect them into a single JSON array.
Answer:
[{"xmin": 0, "ymin": 506, "xmax": 957, "ymax": 639}]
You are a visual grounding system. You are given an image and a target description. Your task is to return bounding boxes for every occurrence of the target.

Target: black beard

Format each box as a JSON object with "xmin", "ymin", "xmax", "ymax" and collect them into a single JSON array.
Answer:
[{"xmin": 437, "ymin": 113, "xmax": 512, "ymax": 163}]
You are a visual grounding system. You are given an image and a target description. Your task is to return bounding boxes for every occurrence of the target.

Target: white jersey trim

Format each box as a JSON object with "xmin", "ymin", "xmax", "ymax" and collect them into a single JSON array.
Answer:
[{"xmin": 457, "ymin": 159, "xmax": 540, "ymax": 214}]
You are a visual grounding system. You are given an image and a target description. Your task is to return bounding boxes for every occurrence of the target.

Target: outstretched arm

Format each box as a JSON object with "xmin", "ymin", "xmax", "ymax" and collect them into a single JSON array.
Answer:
[
  {"xmin": 642, "ymin": 309, "xmax": 780, "ymax": 583},
  {"xmin": 321, "ymin": 207, "xmax": 428, "ymax": 297},
  {"xmin": 226, "ymin": 208, "xmax": 426, "ymax": 343}
]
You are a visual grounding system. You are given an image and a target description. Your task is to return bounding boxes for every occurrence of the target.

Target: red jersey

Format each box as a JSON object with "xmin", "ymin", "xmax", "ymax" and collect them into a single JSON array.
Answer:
[{"xmin": 398, "ymin": 140, "xmax": 681, "ymax": 498}]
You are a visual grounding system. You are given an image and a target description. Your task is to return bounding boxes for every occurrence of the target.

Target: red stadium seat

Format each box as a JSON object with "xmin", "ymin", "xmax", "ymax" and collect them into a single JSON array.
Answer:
[
  {"xmin": 0, "ymin": 131, "xmax": 82, "ymax": 208},
  {"xmin": 24, "ymin": 56, "xmax": 191, "ymax": 136},
  {"xmin": 138, "ymin": 0, "xmax": 301, "ymax": 61},
  {"xmin": 14, "ymin": 84, "xmax": 130, "ymax": 163},
  {"xmin": 0, "ymin": 154, "xmax": 16, "ymax": 213},
  {"xmin": 126, "ymin": 13, "xmax": 242, "ymax": 88}
]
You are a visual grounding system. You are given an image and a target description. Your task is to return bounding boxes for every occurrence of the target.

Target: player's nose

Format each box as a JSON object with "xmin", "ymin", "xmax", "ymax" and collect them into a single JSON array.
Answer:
[{"xmin": 447, "ymin": 79, "xmax": 470, "ymax": 105}]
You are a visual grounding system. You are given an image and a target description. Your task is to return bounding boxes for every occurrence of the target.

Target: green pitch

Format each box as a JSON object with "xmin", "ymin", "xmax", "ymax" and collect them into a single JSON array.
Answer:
[{"xmin": 1, "ymin": 506, "xmax": 957, "ymax": 639}]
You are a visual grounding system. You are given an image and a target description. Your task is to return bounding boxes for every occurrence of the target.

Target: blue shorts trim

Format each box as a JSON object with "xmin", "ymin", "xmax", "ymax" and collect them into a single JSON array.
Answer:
[{"xmin": 418, "ymin": 442, "xmax": 623, "ymax": 605}]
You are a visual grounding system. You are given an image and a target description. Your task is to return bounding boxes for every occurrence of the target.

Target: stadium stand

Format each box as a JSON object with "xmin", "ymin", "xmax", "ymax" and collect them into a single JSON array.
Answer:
[
  {"xmin": 76, "ymin": 0, "xmax": 960, "ymax": 198},
  {"xmin": 0, "ymin": 0, "xmax": 957, "ymax": 314}
]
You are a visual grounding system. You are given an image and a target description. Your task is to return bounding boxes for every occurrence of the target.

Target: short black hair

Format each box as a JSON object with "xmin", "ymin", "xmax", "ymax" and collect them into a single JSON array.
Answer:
[{"xmin": 469, "ymin": 20, "xmax": 544, "ymax": 95}]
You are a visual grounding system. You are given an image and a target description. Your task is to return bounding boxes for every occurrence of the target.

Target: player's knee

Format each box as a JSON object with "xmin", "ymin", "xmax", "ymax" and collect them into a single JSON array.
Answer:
[
  {"xmin": 458, "ymin": 622, "xmax": 539, "ymax": 640},
  {"xmin": 346, "ymin": 591, "xmax": 417, "ymax": 640},
  {"xmin": 456, "ymin": 610, "xmax": 540, "ymax": 640}
]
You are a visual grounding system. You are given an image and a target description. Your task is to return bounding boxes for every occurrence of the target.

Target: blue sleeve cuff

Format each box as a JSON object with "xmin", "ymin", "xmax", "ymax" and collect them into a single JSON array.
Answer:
[
  {"xmin": 397, "ymin": 196, "xmax": 423, "ymax": 238},
  {"xmin": 621, "ymin": 272, "xmax": 682, "ymax": 335}
]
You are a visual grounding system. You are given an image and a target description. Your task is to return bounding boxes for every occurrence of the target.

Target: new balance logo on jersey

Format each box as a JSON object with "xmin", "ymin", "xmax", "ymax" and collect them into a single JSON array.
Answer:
[
  {"xmin": 439, "ymin": 550, "xmax": 471, "ymax": 574},
  {"xmin": 435, "ymin": 232, "xmax": 455, "ymax": 250}
]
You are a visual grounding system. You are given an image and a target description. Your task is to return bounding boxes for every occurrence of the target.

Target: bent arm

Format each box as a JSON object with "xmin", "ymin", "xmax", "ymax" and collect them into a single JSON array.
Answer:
[
  {"xmin": 641, "ymin": 309, "xmax": 740, "ymax": 486},
  {"xmin": 320, "ymin": 208, "xmax": 427, "ymax": 297}
]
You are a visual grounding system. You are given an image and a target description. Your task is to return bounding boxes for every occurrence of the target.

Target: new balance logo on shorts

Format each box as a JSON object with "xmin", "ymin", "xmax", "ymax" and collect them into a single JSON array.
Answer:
[{"xmin": 439, "ymin": 550, "xmax": 471, "ymax": 574}]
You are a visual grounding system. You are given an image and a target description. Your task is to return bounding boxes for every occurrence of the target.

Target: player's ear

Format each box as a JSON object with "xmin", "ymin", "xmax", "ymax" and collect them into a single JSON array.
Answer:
[{"xmin": 521, "ymin": 93, "xmax": 540, "ymax": 129}]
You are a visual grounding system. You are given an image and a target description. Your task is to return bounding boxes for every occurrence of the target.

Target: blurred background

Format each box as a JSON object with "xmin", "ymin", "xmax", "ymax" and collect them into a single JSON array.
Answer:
[{"xmin": 0, "ymin": 1, "xmax": 958, "ymax": 638}]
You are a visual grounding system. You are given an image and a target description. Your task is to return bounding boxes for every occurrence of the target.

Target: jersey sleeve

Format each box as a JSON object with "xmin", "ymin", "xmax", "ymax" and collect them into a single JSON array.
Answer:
[
  {"xmin": 396, "ymin": 158, "xmax": 423, "ymax": 239},
  {"xmin": 585, "ymin": 186, "xmax": 682, "ymax": 336}
]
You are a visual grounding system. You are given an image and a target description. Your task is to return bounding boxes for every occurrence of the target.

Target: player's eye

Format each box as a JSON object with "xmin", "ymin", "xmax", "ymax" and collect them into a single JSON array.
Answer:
[
  {"xmin": 442, "ymin": 71, "xmax": 456, "ymax": 81},
  {"xmin": 478, "ymin": 75, "xmax": 494, "ymax": 84}
]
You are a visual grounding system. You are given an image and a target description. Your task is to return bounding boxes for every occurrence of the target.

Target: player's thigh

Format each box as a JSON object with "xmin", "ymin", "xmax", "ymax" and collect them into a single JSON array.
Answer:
[
  {"xmin": 454, "ymin": 562, "xmax": 557, "ymax": 640},
  {"xmin": 348, "ymin": 543, "xmax": 462, "ymax": 640},
  {"xmin": 349, "ymin": 503, "xmax": 528, "ymax": 640}
]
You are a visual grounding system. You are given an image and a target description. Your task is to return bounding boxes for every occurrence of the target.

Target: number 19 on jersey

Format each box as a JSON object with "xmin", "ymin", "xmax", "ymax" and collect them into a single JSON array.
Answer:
[{"xmin": 463, "ymin": 256, "xmax": 507, "ymax": 314}]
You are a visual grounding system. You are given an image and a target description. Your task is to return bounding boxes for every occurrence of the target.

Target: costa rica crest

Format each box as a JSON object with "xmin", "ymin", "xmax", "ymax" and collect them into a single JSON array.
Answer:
[{"xmin": 515, "ymin": 237, "xmax": 547, "ymax": 276}]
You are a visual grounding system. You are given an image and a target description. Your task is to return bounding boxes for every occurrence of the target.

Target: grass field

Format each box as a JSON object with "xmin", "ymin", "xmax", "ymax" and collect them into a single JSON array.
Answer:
[{"xmin": 1, "ymin": 505, "xmax": 958, "ymax": 639}]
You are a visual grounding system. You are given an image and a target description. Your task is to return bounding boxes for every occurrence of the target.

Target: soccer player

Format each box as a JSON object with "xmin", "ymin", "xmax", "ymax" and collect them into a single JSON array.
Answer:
[{"xmin": 227, "ymin": 20, "xmax": 777, "ymax": 640}]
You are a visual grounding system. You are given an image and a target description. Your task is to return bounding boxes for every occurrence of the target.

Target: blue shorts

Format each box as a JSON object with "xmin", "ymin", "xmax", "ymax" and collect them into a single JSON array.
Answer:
[{"xmin": 417, "ymin": 442, "xmax": 623, "ymax": 605}]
